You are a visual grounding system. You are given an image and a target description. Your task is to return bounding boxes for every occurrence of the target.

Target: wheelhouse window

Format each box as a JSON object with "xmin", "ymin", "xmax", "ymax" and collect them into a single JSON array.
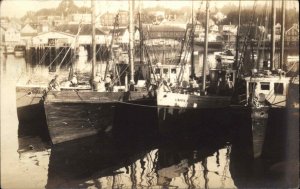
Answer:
[
  {"xmin": 260, "ymin": 82, "xmax": 270, "ymax": 90},
  {"xmin": 155, "ymin": 68, "xmax": 161, "ymax": 74},
  {"xmin": 171, "ymin": 68, "xmax": 176, "ymax": 74},
  {"xmin": 274, "ymin": 83, "xmax": 284, "ymax": 95},
  {"xmin": 163, "ymin": 68, "xmax": 169, "ymax": 74}
]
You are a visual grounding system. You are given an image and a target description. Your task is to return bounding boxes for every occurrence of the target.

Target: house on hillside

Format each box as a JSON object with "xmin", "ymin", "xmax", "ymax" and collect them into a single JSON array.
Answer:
[
  {"xmin": 209, "ymin": 24, "xmax": 219, "ymax": 33},
  {"xmin": 0, "ymin": 17, "xmax": 9, "ymax": 29},
  {"xmin": 37, "ymin": 15, "xmax": 64, "ymax": 27},
  {"xmin": 285, "ymin": 23, "xmax": 299, "ymax": 46},
  {"xmin": 4, "ymin": 27, "xmax": 21, "ymax": 46},
  {"xmin": 100, "ymin": 10, "xmax": 128, "ymax": 27},
  {"xmin": 20, "ymin": 23, "xmax": 38, "ymax": 45},
  {"xmin": 266, "ymin": 23, "xmax": 282, "ymax": 41},
  {"xmin": 110, "ymin": 27, "xmax": 139, "ymax": 45},
  {"xmin": 67, "ymin": 13, "xmax": 100, "ymax": 25}
]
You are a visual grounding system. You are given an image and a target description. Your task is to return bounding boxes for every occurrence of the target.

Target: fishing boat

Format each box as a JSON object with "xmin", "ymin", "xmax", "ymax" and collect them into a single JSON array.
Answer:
[
  {"xmin": 44, "ymin": 0, "xmax": 155, "ymax": 144},
  {"xmin": 156, "ymin": 1, "xmax": 242, "ymax": 136},
  {"xmin": 244, "ymin": 0, "xmax": 299, "ymax": 158},
  {"xmin": 43, "ymin": 0, "xmax": 122, "ymax": 144},
  {"xmin": 245, "ymin": 0, "xmax": 298, "ymax": 119}
]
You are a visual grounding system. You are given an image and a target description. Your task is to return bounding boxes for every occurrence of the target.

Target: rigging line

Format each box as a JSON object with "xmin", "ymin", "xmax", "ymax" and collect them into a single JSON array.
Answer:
[
  {"xmin": 47, "ymin": 48, "xmax": 65, "ymax": 66},
  {"xmin": 240, "ymin": 1, "xmax": 258, "ymax": 54},
  {"xmin": 55, "ymin": 23, "xmax": 83, "ymax": 70},
  {"xmin": 118, "ymin": 100, "xmax": 157, "ymax": 108},
  {"xmin": 37, "ymin": 46, "xmax": 50, "ymax": 65},
  {"xmin": 285, "ymin": 61, "xmax": 297, "ymax": 74},
  {"xmin": 111, "ymin": 64, "xmax": 130, "ymax": 85},
  {"xmin": 144, "ymin": 45, "xmax": 159, "ymax": 84}
]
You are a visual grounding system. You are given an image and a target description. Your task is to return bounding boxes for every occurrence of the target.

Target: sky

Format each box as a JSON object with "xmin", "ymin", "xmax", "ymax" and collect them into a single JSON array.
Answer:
[{"xmin": 0, "ymin": 0, "xmax": 299, "ymax": 18}]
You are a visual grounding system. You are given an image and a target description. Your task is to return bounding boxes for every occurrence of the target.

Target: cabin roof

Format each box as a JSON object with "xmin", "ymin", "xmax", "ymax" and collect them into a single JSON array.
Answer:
[{"xmin": 244, "ymin": 76, "xmax": 291, "ymax": 83}]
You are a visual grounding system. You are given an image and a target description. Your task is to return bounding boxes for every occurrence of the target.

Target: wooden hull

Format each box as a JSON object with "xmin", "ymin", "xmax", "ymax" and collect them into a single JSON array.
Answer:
[
  {"xmin": 114, "ymin": 92, "xmax": 158, "ymax": 139},
  {"xmin": 44, "ymin": 91, "xmax": 124, "ymax": 144},
  {"xmin": 16, "ymin": 85, "xmax": 47, "ymax": 124}
]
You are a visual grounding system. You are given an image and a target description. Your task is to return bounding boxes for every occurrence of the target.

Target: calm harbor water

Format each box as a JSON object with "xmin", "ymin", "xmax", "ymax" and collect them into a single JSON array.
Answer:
[{"xmin": 0, "ymin": 52, "xmax": 298, "ymax": 188}]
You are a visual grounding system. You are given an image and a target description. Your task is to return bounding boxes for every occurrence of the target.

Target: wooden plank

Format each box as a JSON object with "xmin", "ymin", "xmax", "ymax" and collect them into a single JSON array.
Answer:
[{"xmin": 44, "ymin": 102, "xmax": 116, "ymax": 144}]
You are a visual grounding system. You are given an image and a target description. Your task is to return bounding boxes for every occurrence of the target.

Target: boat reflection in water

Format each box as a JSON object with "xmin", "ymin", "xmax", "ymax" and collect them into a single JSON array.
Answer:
[
  {"xmin": 16, "ymin": 111, "xmax": 298, "ymax": 189},
  {"xmin": 45, "ymin": 131, "xmax": 237, "ymax": 189}
]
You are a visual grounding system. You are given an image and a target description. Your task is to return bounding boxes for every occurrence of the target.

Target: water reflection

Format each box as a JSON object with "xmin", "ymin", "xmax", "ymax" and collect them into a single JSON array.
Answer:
[
  {"xmin": 42, "ymin": 128, "xmax": 237, "ymax": 189},
  {"xmin": 46, "ymin": 135, "xmax": 155, "ymax": 188}
]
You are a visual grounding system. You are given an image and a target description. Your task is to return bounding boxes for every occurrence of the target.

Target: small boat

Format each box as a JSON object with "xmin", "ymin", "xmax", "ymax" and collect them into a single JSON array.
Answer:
[
  {"xmin": 4, "ymin": 45, "xmax": 14, "ymax": 54},
  {"xmin": 214, "ymin": 49, "xmax": 236, "ymax": 65},
  {"xmin": 14, "ymin": 45, "xmax": 26, "ymax": 57}
]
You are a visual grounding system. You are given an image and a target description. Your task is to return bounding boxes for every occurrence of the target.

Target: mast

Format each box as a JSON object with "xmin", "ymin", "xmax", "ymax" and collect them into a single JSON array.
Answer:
[
  {"xmin": 270, "ymin": 0, "xmax": 276, "ymax": 70},
  {"xmin": 139, "ymin": 2, "xmax": 144, "ymax": 63},
  {"xmin": 129, "ymin": 0, "xmax": 135, "ymax": 86},
  {"xmin": 190, "ymin": 0, "xmax": 195, "ymax": 79},
  {"xmin": 235, "ymin": 0, "xmax": 241, "ymax": 69},
  {"xmin": 202, "ymin": 0, "xmax": 209, "ymax": 91},
  {"xmin": 91, "ymin": 0, "xmax": 96, "ymax": 81},
  {"xmin": 105, "ymin": 13, "xmax": 119, "ymax": 79},
  {"xmin": 280, "ymin": 0, "xmax": 285, "ymax": 69}
]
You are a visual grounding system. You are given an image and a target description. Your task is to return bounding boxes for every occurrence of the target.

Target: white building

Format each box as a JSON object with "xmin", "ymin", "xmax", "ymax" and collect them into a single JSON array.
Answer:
[
  {"xmin": 32, "ymin": 31, "xmax": 75, "ymax": 46},
  {"xmin": 4, "ymin": 27, "xmax": 21, "ymax": 45}
]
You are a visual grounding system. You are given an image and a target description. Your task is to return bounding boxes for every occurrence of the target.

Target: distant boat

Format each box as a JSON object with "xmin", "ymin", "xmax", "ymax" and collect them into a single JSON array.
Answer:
[
  {"xmin": 214, "ymin": 49, "xmax": 236, "ymax": 65},
  {"xmin": 4, "ymin": 45, "xmax": 14, "ymax": 54},
  {"xmin": 14, "ymin": 45, "xmax": 26, "ymax": 57}
]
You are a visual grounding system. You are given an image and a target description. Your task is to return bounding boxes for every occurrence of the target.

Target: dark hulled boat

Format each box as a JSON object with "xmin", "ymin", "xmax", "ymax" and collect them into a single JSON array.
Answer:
[{"xmin": 44, "ymin": 0, "xmax": 156, "ymax": 145}]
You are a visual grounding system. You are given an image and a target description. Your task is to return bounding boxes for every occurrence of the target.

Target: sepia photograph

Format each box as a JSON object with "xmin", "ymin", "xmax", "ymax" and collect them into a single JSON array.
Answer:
[{"xmin": 0, "ymin": 0, "xmax": 299, "ymax": 188}]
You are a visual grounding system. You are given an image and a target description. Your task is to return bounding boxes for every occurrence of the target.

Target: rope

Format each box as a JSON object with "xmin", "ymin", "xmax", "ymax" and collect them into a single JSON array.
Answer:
[{"xmin": 118, "ymin": 100, "xmax": 157, "ymax": 108}]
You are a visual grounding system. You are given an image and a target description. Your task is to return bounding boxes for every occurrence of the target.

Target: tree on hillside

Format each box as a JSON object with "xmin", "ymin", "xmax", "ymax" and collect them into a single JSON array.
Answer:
[{"xmin": 56, "ymin": 0, "xmax": 79, "ymax": 16}]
